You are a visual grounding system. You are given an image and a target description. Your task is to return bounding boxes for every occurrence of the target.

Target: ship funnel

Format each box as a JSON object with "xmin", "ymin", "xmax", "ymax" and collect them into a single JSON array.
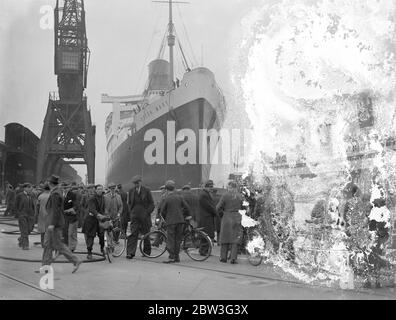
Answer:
[{"xmin": 147, "ymin": 59, "xmax": 171, "ymax": 91}]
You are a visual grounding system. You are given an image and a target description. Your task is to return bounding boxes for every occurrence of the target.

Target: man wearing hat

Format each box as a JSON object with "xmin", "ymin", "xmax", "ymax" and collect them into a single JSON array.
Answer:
[
  {"xmin": 197, "ymin": 180, "xmax": 217, "ymax": 255},
  {"xmin": 15, "ymin": 183, "xmax": 35, "ymax": 250},
  {"xmin": 126, "ymin": 175, "xmax": 155, "ymax": 259},
  {"xmin": 42, "ymin": 175, "xmax": 81, "ymax": 272},
  {"xmin": 104, "ymin": 182, "xmax": 123, "ymax": 242},
  {"xmin": 160, "ymin": 180, "xmax": 191, "ymax": 263}
]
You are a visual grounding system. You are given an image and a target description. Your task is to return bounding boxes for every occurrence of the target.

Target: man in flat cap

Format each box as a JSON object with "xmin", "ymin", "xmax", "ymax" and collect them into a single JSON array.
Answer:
[
  {"xmin": 160, "ymin": 180, "xmax": 191, "ymax": 263},
  {"xmin": 197, "ymin": 180, "xmax": 217, "ymax": 255},
  {"xmin": 126, "ymin": 175, "xmax": 155, "ymax": 259},
  {"xmin": 15, "ymin": 183, "xmax": 35, "ymax": 250},
  {"xmin": 104, "ymin": 182, "xmax": 123, "ymax": 242},
  {"xmin": 42, "ymin": 175, "xmax": 81, "ymax": 273}
]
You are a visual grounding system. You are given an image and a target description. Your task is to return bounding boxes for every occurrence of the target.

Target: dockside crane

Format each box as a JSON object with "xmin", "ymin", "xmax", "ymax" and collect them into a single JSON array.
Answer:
[{"xmin": 36, "ymin": 0, "xmax": 95, "ymax": 184}]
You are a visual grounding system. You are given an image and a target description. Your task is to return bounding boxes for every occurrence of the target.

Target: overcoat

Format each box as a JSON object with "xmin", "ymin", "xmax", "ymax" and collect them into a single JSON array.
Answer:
[
  {"xmin": 216, "ymin": 192, "xmax": 242, "ymax": 244},
  {"xmin": 197, "ymin": 189, "xmax": 217, "ymax": 239}
]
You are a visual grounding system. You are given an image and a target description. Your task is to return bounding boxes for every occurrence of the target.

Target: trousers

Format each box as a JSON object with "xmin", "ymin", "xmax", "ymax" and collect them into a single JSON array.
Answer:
[
  {"xmin": 85, "ymin": 232, "xmax": 104, "ymax": 253},
  {"xmin": 127, "ymin": 218, "xmax": 151, "ymax": 256},
  {"xmin": 18, "ymin": 216, "xmax": 34, "ymax": 249},
  {"xmin": 166, "ymin": 223, "xmax": 184, "ymax": 260},
  {"xmin": 220, "ymin": 243, "xmax": 238, "ymax": 261},
  {"xmin": 63, "ymin": 219, "xmax": 78, "ymax": 251},
  {"xmin": 42, "ymin": 228, "xmax": 80, "ymax": 266}
]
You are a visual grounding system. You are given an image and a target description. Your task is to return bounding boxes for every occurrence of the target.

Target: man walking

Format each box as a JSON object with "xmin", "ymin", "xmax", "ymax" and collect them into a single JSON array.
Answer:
[
  {"xmin": 83, "ymin": 185, "xmax": 106, "ymax": 260},
  {"xmin": 16, "ymin": 183, "xmax": 36, "ymax": 250},
  {"xmin": 160, "ymin": 180, "xmax": 191, "ymax": 263},
  {"xmin": 197, "ymin": 180, "xmax": 217, "ymax": 255},
  {"xmin": 126, "ymin": 175, "xmax": 155, "ymax": 259},
  {"xmin": 42, "ymin": 175, "xmax": 81, "ymax": 273},
  {"xmin": 37, "ymin": 183, "xmax": 51, "ymax": 248}
]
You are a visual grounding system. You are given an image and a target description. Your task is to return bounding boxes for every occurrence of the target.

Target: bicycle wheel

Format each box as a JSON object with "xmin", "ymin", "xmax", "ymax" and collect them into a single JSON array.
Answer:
[
  {"xmin": 139, "ymin": 230, "xmax": 167, "ymax": 258},
  {"xmin": 112, "ymin": 229, "xmax": 126, "ymax": 257},
  {"xmin": 248, "ymin": 249, "xmax": 264, "ymax": 267},
  {"xmin": 183, "ymin": 231, "xmax": 212, "ymax": 261},
  {"xmin": 104, "ymin": 231, "xmax": 112, "ymax": 263}
]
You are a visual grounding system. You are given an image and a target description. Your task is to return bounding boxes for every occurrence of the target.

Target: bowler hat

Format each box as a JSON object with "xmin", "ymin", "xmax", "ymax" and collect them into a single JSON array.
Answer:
[
  {"xmin": 132, "ymin": 175, "xmax": 142, "ymax": 183},
  {"xmin": 48, "ymin": 175, "xmax": 60, "ymax": 185}
]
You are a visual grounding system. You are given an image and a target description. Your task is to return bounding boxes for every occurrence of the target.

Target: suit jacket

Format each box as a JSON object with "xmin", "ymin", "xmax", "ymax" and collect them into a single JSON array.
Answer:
[
  {"xmin": 46, "ymin": 187, "xmax": 65, "ymax": 229},
  {"xmin": 63, "ymin": 189, "xmax": 78, "ymax": 223},
  {"xmin": 181, "ymin": 190, "xmax": 199, "ymax": 222},
  {"xmin": 15, "ymin": 192, "xmax": 35, "ymax": 218},
  {"xmin": 128, "ymin": 186, "xmax": 155, "ymax": 224},
  {"xmin": 88, "ymin": 194, "xmax": 105, "ymax": 219},
  {"xmin": 160, "ymin": 191, "xmax": 191, "ymax": 226}
]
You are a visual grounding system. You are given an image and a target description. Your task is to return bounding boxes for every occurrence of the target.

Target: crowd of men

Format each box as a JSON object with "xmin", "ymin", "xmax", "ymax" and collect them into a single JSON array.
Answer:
[{"xmin": 1, "ymin": 174, "xmax": 246, "ymax": 272}]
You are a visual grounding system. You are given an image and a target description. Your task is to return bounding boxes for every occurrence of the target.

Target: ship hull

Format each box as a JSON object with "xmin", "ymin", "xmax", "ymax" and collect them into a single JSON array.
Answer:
[{"xmin": 105, "ymin": 98, "xmax": 220, "ymax": 190}]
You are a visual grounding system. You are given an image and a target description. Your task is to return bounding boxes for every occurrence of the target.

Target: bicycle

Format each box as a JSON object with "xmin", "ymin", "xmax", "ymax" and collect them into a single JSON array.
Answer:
[
  {"xmin": 294, "ymin": 219, "xmax": 333, "ymax": 275},
  {"xmin": 101, "ymin": 216, "xmax": 127, "ymax": 263},
  {"xmin": 139, "ymin": 216, "xmax": 213, "ymax": 261}
]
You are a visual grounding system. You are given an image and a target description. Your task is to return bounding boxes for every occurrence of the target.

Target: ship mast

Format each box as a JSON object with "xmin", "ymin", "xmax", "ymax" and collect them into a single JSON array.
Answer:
[
  {"xmin": 168, "ymin": 0, "xmax": 175, "ymax": 89},
  {"xmin": 154, "ymin": 0, "xmax": 189, "ymax": 89}
]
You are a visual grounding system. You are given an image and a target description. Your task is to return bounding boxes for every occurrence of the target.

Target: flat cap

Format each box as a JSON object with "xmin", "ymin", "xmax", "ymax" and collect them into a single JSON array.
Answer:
[
  {"xmin": 165, "ymin": 180, "xmax": 176, "ymax": 190},
  {"xmin": 108, "ymin": 182, "xmax": 117, "ymax": 189},
  {"xmin": 204, "ymin": 180, "xmax": 214, "ymax": 187},
  {"xmin": 132, "ymin": 175, "xmax": 142, "ymax": 183},
  {"xmin": 182, "ymin": 184, "xmax": 191, "ymax": 190}
]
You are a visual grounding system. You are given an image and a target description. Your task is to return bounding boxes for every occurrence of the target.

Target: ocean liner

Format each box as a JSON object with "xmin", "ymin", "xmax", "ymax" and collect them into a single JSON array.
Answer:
[{"xmin": 102, "ymin": 0, "xmax": 226, "ymax": 190}]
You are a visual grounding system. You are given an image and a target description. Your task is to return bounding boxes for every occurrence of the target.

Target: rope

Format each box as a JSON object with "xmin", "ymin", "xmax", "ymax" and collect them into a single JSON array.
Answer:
[
  {"xmin": 176, "ymin": 4, "xmax": 198, "ymax": 67},
  {"xmin": 134, "ymin": 10, "xmax": 164, "ymax": 94}
]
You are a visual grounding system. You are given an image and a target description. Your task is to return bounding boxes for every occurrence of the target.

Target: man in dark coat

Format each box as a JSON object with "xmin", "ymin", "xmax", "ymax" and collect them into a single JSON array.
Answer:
[
  {"xmin": 42, "ymin": 175, "xmax": 81, "ymax": 272},
  {"xmin": 197, "ymin": 180, "xmax": 217, "ymax": 255},
  {"xmin": 4, "ymin": 184, "xmax": 16, "ymax": 217},
  {"xmin": 160, "ymin": 180, "xmax": 191, "ymax": 263},
  {"xmin": 62, "ymin": 182, "xmax": 79, "ymax": 252},
  {"xmin": 126, "ymin": 175, "xmax": 155, "ymax": 259},
  {"xmin": 16, "ymin": 183, "xmax": 36, "ymax": 250},
  {"xmin": 83, "ymin": 185, "xmax": 106, "ymax": 260},
  {"xmin": 181, "ymin": 185, "xmax": 199, "ymax": 228}
]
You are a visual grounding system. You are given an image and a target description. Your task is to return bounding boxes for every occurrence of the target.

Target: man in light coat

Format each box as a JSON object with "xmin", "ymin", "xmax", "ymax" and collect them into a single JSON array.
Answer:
[{"xmin": 104, "ymin": 182, "xmax": 123, "ymax": 242}]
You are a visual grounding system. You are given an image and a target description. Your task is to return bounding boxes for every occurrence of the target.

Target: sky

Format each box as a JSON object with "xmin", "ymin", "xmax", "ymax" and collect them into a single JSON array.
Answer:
[{"xmin": 0, "ymin": 0, "xmax": 260, "ymax": 184}]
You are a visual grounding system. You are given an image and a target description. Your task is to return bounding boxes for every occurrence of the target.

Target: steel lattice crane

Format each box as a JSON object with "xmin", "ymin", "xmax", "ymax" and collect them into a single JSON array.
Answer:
[{"xmin": 36, "ymin": 0, "xmax": 95, "ymax": 183}]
